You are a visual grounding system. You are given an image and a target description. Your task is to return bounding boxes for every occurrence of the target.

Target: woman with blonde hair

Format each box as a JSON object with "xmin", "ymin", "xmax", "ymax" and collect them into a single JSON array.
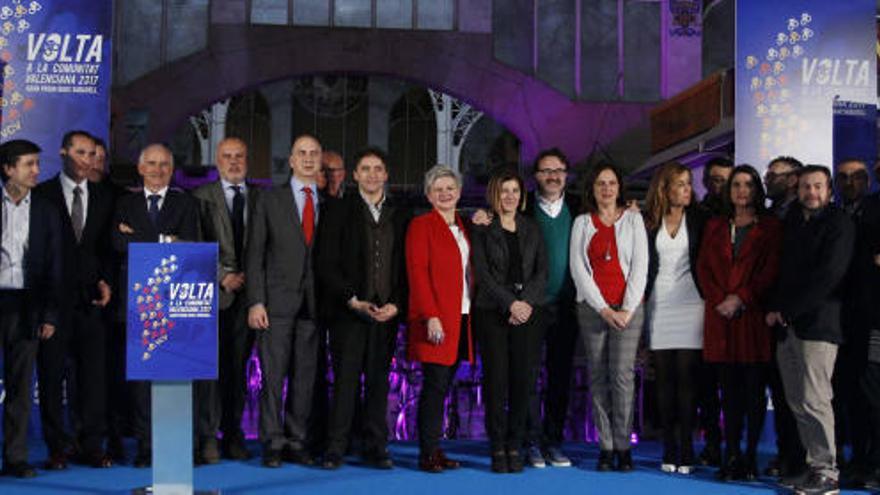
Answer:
[{"xmin": 643, "ymin": 162, "xmax": 707, "ymax": 475}]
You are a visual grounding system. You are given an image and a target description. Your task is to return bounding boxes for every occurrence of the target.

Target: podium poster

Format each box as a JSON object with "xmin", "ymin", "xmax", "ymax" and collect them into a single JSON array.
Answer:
[
  {"xmin": 126, "ymin": 243, "xmax": 218, "ymax": 381},
  {"xmin": 0, "ymin": 0, "xmax": 112, "ymax": 179},
  {"xmin": 735, "ymin": 0, "xmax": 877, "ymax": 174}
]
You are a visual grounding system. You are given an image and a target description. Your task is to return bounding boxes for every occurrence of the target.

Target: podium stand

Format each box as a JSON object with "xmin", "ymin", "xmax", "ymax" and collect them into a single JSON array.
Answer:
[{"xmin": 126, "ymin": 243, "xmax": 219, "ymax": 495}]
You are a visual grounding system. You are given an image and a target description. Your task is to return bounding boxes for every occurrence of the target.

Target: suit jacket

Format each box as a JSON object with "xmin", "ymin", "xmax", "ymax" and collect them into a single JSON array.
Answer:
[
  {"xmin": 471, "ymin": 214, "xmax": 547, "ymax": 312},
  {"xmin": 35, "ymin": 175, "xmax": 115, "ymax": 309},
  {"xmin": 192, "ymin": 180, "xmax": 259, "ymax": 310},
  {"xmin": 645, "ymin": 206, "xmax": 707, "ymax": 299},
  {"xmin": 316, "ymin": 193, "xmax": 411, "ymax": 324},
  {"xmin": 245, "ymin": 183, "xmax": 324, "ymax": 320},
  {"xmin": 0, "ymin": 190, "xmax": 63, "ymax": 332},
  {"xmin": 696, "ymin": 214, "xmax": 782, "ymax": 363},
  {"xmin": 406, "ymin": 209, "xmax": 474, "ymax": 366},
  {"xmin": 111, "ymin": 189, "xmax": 200, "ymax": 319},
  {"xmin": 769, "ymin": 205, "xmax": 855, "ymax": 344}
]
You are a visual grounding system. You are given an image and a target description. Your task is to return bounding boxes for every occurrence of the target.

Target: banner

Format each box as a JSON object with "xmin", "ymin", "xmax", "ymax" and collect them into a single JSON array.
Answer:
[
  {"xmin": 735, "ymin": 0, "xmax": 877, "ymax": 173},
  {"xmin": 127, "ymin": 243, "xmax": 219, "ymax": 381},
  {"xmin": 0, "ymin": 0, "xmax": 112, "ymax": 179}
]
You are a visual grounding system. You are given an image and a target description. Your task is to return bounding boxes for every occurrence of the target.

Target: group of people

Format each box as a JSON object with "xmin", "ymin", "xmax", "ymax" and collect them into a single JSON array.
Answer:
[{"xmin": 0, "ymin": 131, "xmax": 878, "ymax": 495}]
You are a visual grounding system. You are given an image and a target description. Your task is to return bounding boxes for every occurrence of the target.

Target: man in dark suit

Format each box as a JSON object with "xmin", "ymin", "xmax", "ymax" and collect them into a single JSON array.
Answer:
[
  {"xmin": 0, "ymin": 139, "xmax": 63, "ymax": 478},
  {"xmin": 246, "ymin": 134, "xmax": 324, "ymax": 468},
  {"xmin": 317, "ymin": 147, "xmax": 410, "ymax": 470},
  {"xmin": 111, "ymin": 143, "xmax": 199, "ymax": 468},
  {"xmin": 191, "ymin": 137, "xmax": 258, "ymax": 463},
  {"xmin": 34, "ymin": 131, "xmax": 115, "ymax": 470}
]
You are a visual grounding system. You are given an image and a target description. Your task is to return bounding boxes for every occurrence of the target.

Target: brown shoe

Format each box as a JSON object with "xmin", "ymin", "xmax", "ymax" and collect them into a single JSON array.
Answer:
[
  {"xmin": 436, "ymin": 449, "xmax": 461, "ymax": 470},
  {"xmin": 419, "ymin": 451, "xmax": 444, "ymax": 473}
]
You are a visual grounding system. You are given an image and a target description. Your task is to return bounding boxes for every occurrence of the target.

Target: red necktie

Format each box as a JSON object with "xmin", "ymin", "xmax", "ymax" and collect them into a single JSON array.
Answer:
[{"xmin": 301, "ymin": 186, "xmax": 315, "ymax": 245}]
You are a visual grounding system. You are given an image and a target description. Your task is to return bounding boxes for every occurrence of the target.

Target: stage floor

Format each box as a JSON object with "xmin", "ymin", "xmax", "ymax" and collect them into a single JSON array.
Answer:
[{"xmin": 0, "ymin": 440, "xmax": 872, "ymax": 494}]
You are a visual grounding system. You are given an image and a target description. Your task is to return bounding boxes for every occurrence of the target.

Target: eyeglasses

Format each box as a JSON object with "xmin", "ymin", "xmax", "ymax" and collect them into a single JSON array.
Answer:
[
  {"xmin": 536, "ymin": 168, "xmax": 567, "ymax": 176},
  {"xmin": 835, "ymin": 170, "xmax": 868, "ymax": 182},
  {"xmin": 764, "ymin": 171, "xmax": 793, "ymax": 181},
  {"xmin": 707, "ymin": 176, "xmax": 728, "ymax": 185},
  {"xmin": 323, "ymin": 168, "xmax": 345, "ymax": 175}
]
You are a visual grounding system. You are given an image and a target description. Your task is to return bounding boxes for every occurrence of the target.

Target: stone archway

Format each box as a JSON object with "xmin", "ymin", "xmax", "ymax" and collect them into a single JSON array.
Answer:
[{"xmin": 112, "ymin": 24, "xmax": 653, "ymax": 166}]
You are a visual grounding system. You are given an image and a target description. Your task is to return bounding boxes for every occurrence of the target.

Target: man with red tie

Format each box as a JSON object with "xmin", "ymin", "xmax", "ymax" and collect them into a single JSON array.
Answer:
[{"xmin": 246, "ymin": 134, "xmax": 324, "ymax": 468}]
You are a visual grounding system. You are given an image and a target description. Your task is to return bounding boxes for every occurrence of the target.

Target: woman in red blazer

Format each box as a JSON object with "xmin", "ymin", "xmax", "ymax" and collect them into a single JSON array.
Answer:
[
  {"xmin": 406, "ymin": 165, "xmax": 474, "ymax": 473},
  {"xmin": 696, "ymin": 164, "xmax": 782, "ymax": 482}
]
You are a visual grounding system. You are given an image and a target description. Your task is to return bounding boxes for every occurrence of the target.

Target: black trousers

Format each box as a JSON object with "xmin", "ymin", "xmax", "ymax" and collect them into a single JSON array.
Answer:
[
  {"xmin": 860, "ymin": 361, "xmax": 880, "ymax": 466},
  {"xmin": 768, "ymin": 337, "xmax": 806, "ymax": 470},
  {"xmin": 696, "ymin": 361, "xmax": 722, "ymax": 452},
  {"xmin": 325, "ymin": 316, "xmax": 396, "ymax": 456},
  {"xmin": 475, "ymin": 308, "xmax": 542, "ymax": 452},
  {"xmin": 0, "ymin": 291, "xmax": 38, "ymax": 464},
  {"xmin": 526, "ymin": 302, "xmax": 577, "ymax": 448},
  {"xmin": 418, "ymin": 316, "xmax": 469, "ymax": 456},
  {"xmin": 37, "ymin": 303, "xmax": 107, "ymax": 455},
  {"xmin": 258, "ymin": 309, "xmax": 319, "ymax": 451},
  {"xmin": 833, "ymin": 340, "xmax": 871, "ymax": 465},
  {"xmin": 194, "ymin": 297, "xmax": 253, "ymax": 445},
  {"xmin": 653, "ymin": 349, "xmax": 700, "ymax": 462},
  {"xmin": 719, "ymin": 363, "xmax": 767, "ymax": 458}
]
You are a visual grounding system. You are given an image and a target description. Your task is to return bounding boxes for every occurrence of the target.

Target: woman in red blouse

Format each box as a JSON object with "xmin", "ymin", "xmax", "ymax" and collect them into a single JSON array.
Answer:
[
  {"xmin": 696, "ymin": 164, "xmax": 782, "ymax": 481},
  {"xmin": 406, "ymin": 165, "xmax": 474, "ymax": 473}
]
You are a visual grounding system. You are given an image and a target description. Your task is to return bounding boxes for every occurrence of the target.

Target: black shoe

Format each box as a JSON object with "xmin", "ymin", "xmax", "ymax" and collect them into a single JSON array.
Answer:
[
  {"xmin": 133, "ymin": 448, "xmax": 152, "ymax": 468},
  {"xmin": 222, "ymin": 436, "xmax": 251, "ymax": 460},
  {"xmin": 199, "ymin": 437, "xmax": 221, "ymax": 465},
  {"xmin": 283, "ymin": 447, "xmax": 315, "ymax": 466},
  {"xmin": 507, "ymin": 449, "xmax": 524, "ymax": 473},
  {"xmin": 107, "ymin": 436, "xmax": 126, "ymax": 463},
  {"xmin": 262, "ymin": 448, "xmax": 282, "ymax": 468},
  {"xmin": 717, "ymin": 453, "xmax": 741, "ymax": 481},
  {"xmin": 794, "ymin": 470, "xmax": 839, "ymax": 495},
  {"xmin": 779, "ymin": 467, "xmax": 811, "ymax": 489},
  {"xmin": 2, "ymin": 462, "xmax": 37, "ymax": 478},
  {"xmin": 764, "ymin": 456, "xmax": 782, "ymax": 477},
  {"xmin": 742, "ymin": 453, "xmax": 758, "ymax": 481},
  {"xmin": 44, "ymin": 450, "xmax": 69, "ymax": 470},
  {"xmin": 322, "ymin": 453, "xmax": 343, "ymax": 470},
  {"xmin": 699, "ymin": 445, "xmax": 721, "ymax": 467},
  {"xmin": 615, "ymin": 450, "xmax": 633, "ymax": 472},
  {"xmin": 490, "ymin": 451, "xmax": 508, "ymax": 473},
  {"xmin": 362, "ymin": 449, "xmax": 393, "ymax": 470},
  {"xmin": 597, "ymin": 450, "xmax": 614, "ymax": 472}
]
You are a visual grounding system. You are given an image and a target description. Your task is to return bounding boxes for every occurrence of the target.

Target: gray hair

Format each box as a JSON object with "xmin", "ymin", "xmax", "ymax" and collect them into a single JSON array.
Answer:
[
  {"xmin": 423, "ymin": 164, "xmax": 462, "ymax": 196},
  {"xmin": 138, "ymin": 143, "xmax": 175, "ymax": 168}
]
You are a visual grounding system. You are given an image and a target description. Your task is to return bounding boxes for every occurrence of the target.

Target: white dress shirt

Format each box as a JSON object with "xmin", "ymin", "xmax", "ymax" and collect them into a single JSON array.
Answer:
[
  {"xmin": 0, "ymin": 189, "xmax": 31, "ymax": 289},
  {"xmin": 289, "ymin": 176, "xmax": 319, "ymax": 225},
  {"xmin": 448, "ymin": 223, "xmax": 471, "ymax": 314},
  {"xmin": 537, "ymin": 192, "xmax": 566, "ymax": 219},
  {"xmin": 143, "ymin": 186, "xmax": 169, "ymax": 211},
  {"xmin": 60, "ymin": 172, "xmax": 89, "ymax": 225},
  {"xmin": 360, "ymin": 191, "xmax": 386, "ymax": 223}
]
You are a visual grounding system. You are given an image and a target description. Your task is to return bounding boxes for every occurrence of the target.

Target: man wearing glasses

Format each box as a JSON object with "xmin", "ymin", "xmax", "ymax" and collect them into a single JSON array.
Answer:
[
  {"xmin": 765, "ymin": 156, "xmax": 803, "ymax": 220},
  {"xmin": 322, "ymin": 150, "xmax": 347, "ymax": 199},
  {"xmin": 699, "ymin": 156, "xmax": 733, "ymax": 216}
]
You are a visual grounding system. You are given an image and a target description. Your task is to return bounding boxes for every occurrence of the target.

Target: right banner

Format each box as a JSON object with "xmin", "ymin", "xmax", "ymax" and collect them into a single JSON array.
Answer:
[{"xmin": 735, "ymin": 0, "xmax": 877, "ymax": 173}]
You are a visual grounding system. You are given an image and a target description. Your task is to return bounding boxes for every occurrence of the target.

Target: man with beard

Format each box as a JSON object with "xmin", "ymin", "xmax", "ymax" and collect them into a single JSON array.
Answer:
[
  {"xmin": 768, "ymin": 165, "xmax": 855, "ymax": 495},
  {"xmin": 698, "ymin": 156, "xmax": 733, "ymax": 216}
]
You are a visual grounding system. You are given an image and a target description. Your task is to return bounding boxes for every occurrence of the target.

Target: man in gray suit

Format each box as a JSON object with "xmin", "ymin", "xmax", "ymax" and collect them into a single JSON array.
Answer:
[
  {"xmin": 246, "ymin": 134, "xmax": 323, "ymax": 468},
  {"xmin": 191, "ymin": 137, "xmax": 258, "ymax": 464}
]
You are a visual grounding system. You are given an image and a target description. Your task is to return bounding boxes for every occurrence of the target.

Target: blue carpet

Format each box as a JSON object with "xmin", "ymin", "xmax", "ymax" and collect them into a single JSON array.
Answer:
[{"xmin": 0, "ymin": 441, "xmax": 871, "ymax": 494}]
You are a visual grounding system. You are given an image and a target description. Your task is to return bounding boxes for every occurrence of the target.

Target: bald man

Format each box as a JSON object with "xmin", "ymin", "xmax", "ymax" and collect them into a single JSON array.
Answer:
[
  {"xmin": 322, "ymin": 150, "xmax": 346, "ymax": 198},
  {"xmin": 246, "ymin": 134, "xmax": 325, "ymax": 468},
  {"xmin": 111, "ymin": 143, "xmax": 199, "ymax": 468}
]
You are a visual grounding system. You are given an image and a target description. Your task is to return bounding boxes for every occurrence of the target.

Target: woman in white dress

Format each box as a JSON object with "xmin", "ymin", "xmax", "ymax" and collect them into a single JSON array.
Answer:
[{"xmin": 643, "ymin": 162, "xmax": 707, "ymax": 475}]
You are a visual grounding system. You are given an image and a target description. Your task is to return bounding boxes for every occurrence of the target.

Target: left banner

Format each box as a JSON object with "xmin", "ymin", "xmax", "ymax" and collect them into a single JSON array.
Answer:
[{"xmin": 0, "ymin": 0, "xmax": 112, "ymax": 180}]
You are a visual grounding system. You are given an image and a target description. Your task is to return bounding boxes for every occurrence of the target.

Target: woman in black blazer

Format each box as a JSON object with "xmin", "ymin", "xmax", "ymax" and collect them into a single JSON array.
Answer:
[{"xmin": 472, "ymin": 170, "xmax": 548, "ymax": 474}]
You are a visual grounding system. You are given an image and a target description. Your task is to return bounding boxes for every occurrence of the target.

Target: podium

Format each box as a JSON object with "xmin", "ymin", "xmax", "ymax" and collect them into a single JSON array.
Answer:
[{"xmin": 127, "ymin": 243, "xmax": 219, "ymax": 495}]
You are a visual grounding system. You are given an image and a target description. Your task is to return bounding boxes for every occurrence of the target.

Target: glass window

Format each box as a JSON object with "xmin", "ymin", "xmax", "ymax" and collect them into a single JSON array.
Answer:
[
  {"xmin": 167, "ymin": 0, "xmax": 209, "ymax": 62},
  {"xmin": 252, "ymin": 0, "xmax": 289, "ymax": 25},
  {"xmin": 417, "ymin": 0, "xmax": 454, "ymax": 30},
  {"xmin": 293, "ymin": 0, "xmax": 330, "ymax": 26},
  {"xmin": 377, "ymin": 0, "xmax": 412, "ymax": 29},
  {"xmin": 118, "ymin": 0, "xmax": 162, "ymax": 84},
  {"xmin": 334, "ymin": 0, "xmax": 372, "ymax": 28}
]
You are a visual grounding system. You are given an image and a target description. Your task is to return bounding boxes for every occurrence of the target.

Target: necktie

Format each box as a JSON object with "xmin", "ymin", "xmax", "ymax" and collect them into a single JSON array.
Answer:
[
  {"xmin": 148, "ymin": 194, "xmax": 161, "ymax": 228},
  {"xmin": 301, "ymin": 186, "xmax": 315, "ymax": 246},
  {"xmin": 71, "ymin": 185, "xmax": 84, "ymax": 243},
  {"xmin": 231, "ymin": 185, "xmax": 245, "ymax": 264}
]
